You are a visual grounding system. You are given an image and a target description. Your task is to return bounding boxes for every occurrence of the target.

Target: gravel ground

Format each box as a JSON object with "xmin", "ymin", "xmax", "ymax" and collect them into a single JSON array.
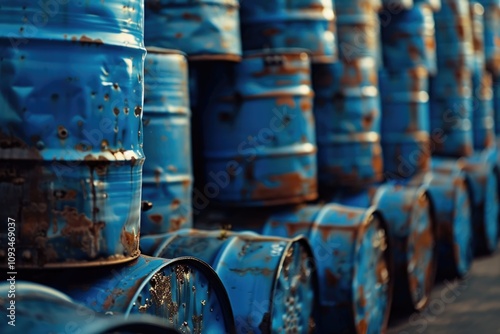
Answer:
[{"xmin": 388, "ymin": 249, "xmax": 500, "ymax": 334}]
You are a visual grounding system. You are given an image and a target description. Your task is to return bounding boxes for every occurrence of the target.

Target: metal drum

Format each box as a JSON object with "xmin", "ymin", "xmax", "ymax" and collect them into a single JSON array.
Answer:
[
  {"xmin": 494, "ymin": 76, "xmax": 500, "ymax": 136},
  {"xmin": 141, "ymin": 230, "xmax": 317, "ymax": 334},
  {"xmin": 429, "ymin": 68, "xmax": 474, "ymax": 157},
  {"xmin": 0, "ymin": 0, "xmax": 145, "ymax": 268},
  {"xmin": 379, "ymin": 67, "xmax": 431, "ymax": 180},
  {"xmin": 380, "ymin": 4, "xmax": 437, "ymax": 74},
  {"xmin": 434, "ymin": 0, "xmax": 474, "ymax": 70},
  {"xmin": 141, "ymin": 49, "xmax": 193, "ymax": 235},
  {"xmin": 30, "ymin": 255, "xmax": 236, "ymax": 333},
  {"xmin": 432, "ymin": 157, "xmax": 499, "ymax": 255},
  {"xmin": 0, "ymin": 282, "xmax": 183, "ymax": 334},
  {"xmin": 239, "ymin": 0, "xmax": 337, "ymax": 63},
  {"xmin": 312, "ymin": 58, "xmax": 384, "ymax": 188},
  {"xmin": 201, "ymin": 50, "xmax": 318, "ymax": 206},
  {"xmin": 470, "ymin": 2, "xmax": 486, "ymax": 72},
  {"xmin": 479, "ymin": 0, "xmax": 500, "ymax": 76},
  {"xmin": 144, "ymin": 0, "xmax": 241, "ymax": 61},
  {"xmin": 263, "ymin": 204, "xmax": 392, "ymax": 334},
  {"xmin": 472, "ymin": 69, "xmax": 496, "ymax": 150}
]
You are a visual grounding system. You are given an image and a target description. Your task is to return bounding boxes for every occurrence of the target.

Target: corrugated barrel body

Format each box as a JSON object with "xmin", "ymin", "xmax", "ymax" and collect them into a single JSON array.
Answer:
[
  {"xmin": 30, "ymin": 255, "xmax": 236, "ymax": 333},
  {"xmin": 263, "ymin": 204, "xmax": 392, "ymax": 334},
  {"xmin": 239, "ymin": 0, "xmax": 337, "ymax": 63},
  {"xmin": 141, "ymin": 230, "xmax": 317, "ymax": 334},
  {"xmin": 0, "ymin": 0, "xmax": 145, "ymax": 267},
  {"xmin": 312, "ymin": 58, "xmax": 384, "ymax": 188},
  {"xmin": 0, "ymin": 282, "xmax": 182, "ymax": 334},
  {"xmin": 142, "ymin": 49, "xmax": 193, "ymax": 235},
  {"xmin": 144, "ymin": 0, "xmax": 241, "ymax": 61},
  {"xmin": 201, "ymin": 50, "xmax": 318, "ymax": 206},
  {"xmin": 380, "ymin": 4, "xmax": 437, "ymax": 74}
]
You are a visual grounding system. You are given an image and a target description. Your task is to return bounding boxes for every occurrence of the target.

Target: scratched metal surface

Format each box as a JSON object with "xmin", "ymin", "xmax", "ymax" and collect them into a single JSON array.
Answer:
[
  {"xmin": 199, "ymin": 50, "xmax": 318, "ymax": 206},
  {"xmin": 30, "ymin": 255, "xmax": 236, "ymax": 334},
  {"xmin": 0, "ymin": 0, "xmax": 145, "ymax": 268},
  {"xmin": 239, "ymin": 0, "xmax": 337, "ymax": 63},
  {"xmin": 141, "ymin": 230, "xmax": 317, "ymax": 334},
  {"xmin": 141, "ymin": 49, "xmax": 193, "ymax": 235},
  {"xmin": 0, "ymin": 282, "xmax": 183, "ymax": 334},
  {"xmin": 263, "ymin": 204, "xmax": 392, "ymax": 334},
  {"xmin": 380, "ymin": 4, "xmax": 437, "ymax": 75},
  {"xmin": 312, "ymin": 58, "xmax": 384, "ymax": 188},
  {"xmin": 379, "ymin": 67, "xmax": 431, "ymax": 180},
  {"xmin": 144, "ymin": 0, "xmax": 241, "ymax": 61}
]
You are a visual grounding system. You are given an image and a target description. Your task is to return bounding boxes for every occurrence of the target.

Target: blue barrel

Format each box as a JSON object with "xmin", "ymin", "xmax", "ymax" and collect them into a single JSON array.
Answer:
[
  {"xmin": 239, "ymin": 0, "xmax": 337, "ymax": 63},
  {"xmin": 379, "ymin": 67, "xmax": 431, "ymax": 180},
  {"xmin": 30, "ymin": 255, "xmax": 236, "ymax": 333},
  {"xmin": 263, "ymin": 204, "xmax": 392, "ymax": 333},
  {"xmin": 479, "ymin": 0, "xmax": 500, "ymax": 76},
  {"xmin": 0, "ymin": 282, "xmax": 182, "ymax": 334},
  {"xmin": 141, "ymin": 49, "xmax": 193, "ymax": 235},
  {"xmin": 0, "ymin": 0, "xmax": 145, "ymax": 268},
  {"xmin": 472, "ymin": 69, "xmax": 496, "ymax": 150},
  {"xmin": 494, "ymin": 76, "xmax": 500, "ymax": 136},
  {"xmin": 432, "ymin": 157, "xmax": 499, "ymax": 255},
  {"xmin": 312, "ymin": 58, "xmax": 384, "ymax": 187},
  {"xmin": 144, "ymin": 0, "xmax": 241, "ymax": 61},
  {"xmin": 434, "ymin": 0, "xmax": 474, "ymax": 70},
  {"xmin": 429, "ymin": 68, "xmax": 474, "ymax": 157},
  {"xmin": 141, "ymin": 230, "xmax": 317, "ymax": 333},
  {"xmin": 201, "ymin": 50, "xmax": 318, "ymax": 206},
  {"xmin": 380, "ymin": 4, "xmax": 437, "ymax": 74},
  {"xmin": 418, "ymin": 169, "xmax": 473, "ymax": 278},
  {"xmin": 337, "ymin": 17, "xmax": 381, "ymax": 63},
  {"xmin": 470, "ymin": 2, "xmax": 486, "ymax": 72}
]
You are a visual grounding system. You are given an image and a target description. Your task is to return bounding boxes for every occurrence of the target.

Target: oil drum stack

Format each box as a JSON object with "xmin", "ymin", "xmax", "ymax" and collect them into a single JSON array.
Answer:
[{"xmin": 0, "ymin": 1, "xmax": 235, "ymax": 332}]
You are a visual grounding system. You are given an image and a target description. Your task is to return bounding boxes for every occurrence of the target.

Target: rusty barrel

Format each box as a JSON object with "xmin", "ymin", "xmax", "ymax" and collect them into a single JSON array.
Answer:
[
  {"xmin": 432, "ymin": 157, "xmax": 499, "ymax": 255},
  {"xmin": 144, "ymin": 0, "xmax": 241, "ymax": 61},
  {"xmin": 239, "ymin": 0, "xmax": 337, "ymax": 63},
  {"xmin": 472, "ymin": 69, "xmax": 496, "ymax": 150},
  {"xmin": 0, "ymin": 282, "xmax": 182, "ymax": 334},
  {"xmin": 380, "ymin": 4, "xmax": 437, "ymax": 74},
  {"xmin": 312, "ymin": 58, "xmax": 384, "ymax": 188},
  {"xmin": 429, "ymin": 67, "xmax": 474, "ymax": 157},
  {"xmin": 470, "ymin": 2, "xmax": 486, "ymax": 72},
  {"xmin": 478, "ymin": 0, "xmax": 500, "ymax": 76},
  {"xmin": 0, "ymin": 0, "xmax": 145, "ymax": 268},
  {"xmin": 141, "ymin": 49, "xmax": 193, "ymax": 235},
  {"xmin": 379, "ymin": 67, "xmax": 431, "ymax": 180},
  {"xmin": 28, "ymin": 255, "xmax": 236, "ymax": 333},
  {"xmin": 262, "ymin": 204, "xmax": 392, "ymax": 333},
  {"xmin": 200, "ymin": 50, "xmax": 317, "ymax": 206},
  {"xmin": 141, "ymin": 230, "xmax": 317, "ymax": 334}
]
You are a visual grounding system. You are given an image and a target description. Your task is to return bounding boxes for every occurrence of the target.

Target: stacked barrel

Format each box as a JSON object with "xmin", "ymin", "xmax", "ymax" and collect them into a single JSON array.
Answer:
[{"xmin": 0, "ymin": 1, "xmax": 235, "ymax": 332}]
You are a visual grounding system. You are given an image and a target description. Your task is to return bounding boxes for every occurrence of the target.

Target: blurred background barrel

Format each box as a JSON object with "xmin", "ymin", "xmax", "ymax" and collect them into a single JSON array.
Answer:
[
  {"xmin": 0, "ymin": 0, "xmax": 145, "ymax": 268},
  {"xmin": 142, "ymin": 230, "xmax": 317, "ymax": 334},
  {"xmin": 141, "ymin": 49, "xmax": 193, "ymax": 235}
]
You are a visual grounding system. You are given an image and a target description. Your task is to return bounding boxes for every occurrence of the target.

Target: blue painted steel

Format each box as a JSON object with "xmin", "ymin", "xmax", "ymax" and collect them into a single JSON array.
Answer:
[
  {"xmin": 141, "ymin": 49, "xmax": 193, "ymax": 235},
  {"xmin": 471, "ymin": 69, "xmax": 496, "ymax": 150},
  {"xmin": 144, "ymin": 0, "xmax": 241, "ymax": 61},
  {"xmin": 380, "ymin": 4, "xmax": 437, "ymax": 74},
  {"xmin": 434, "ymin": 0, "xmax": 474, "ymax": 70},
  {"xmin": 478, "ymin": 0, "xmax": 500, "ymax": 76},
  {"xmin": 0, "ymin": 282, "xmax": 182, "ymax": 334},
  {"xmin": 141, "ymin": 230, "xmax": 317, "ymax": 334},
  {"xmin": 429, "ymin": 68, "xmax": 474, "ymax": 157},
  {"xmin": 0, "ymin": 0, "xmax": 145, "ymax": 267},
  {"xmin": 379, "ymin": 67, "xmax": 431, "ymax": 179},
  {"xmin": 33, "ymin": 255, "xmax": 235, "ymax": 333},
  {"xmin": 239, "ymin": 0, "xmax": 337, "ymax": 63},
  {"xmin": 263, "ymin": 204, "xmax": 392, "ymax": 333},
  {"xmin": 201, "ymin": 50, "xmax": 318, "ymax": 206},
  {"xmin": 312, "ymin": 59, "xmax": 384, "ymax": 187}
]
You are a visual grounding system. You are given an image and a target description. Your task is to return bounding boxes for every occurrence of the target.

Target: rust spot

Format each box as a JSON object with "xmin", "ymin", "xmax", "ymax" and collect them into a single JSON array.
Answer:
[
  {"xmin": 276, "ymin": 96, "xmax": 296, "ymax": 108},
  {"xmin": 171, "ymin": 198, "xmax": 181, "ymax": 209},
  {"xmin": 325, "ymin": 268, "xmax": 340, "ymax": 286},
  {"xmin": 121, "ymin": 228, "xmax": 138, "ymax": 256},
  {"xmin": 57, "ymin": 126, "xmax": 69, "ymax": 139},
  {"xmin": 149, "ymin": 214, "xmax": 163, "ymax": 224},
  {"xmin": 175, "ymin": 32, "xmax": 183, "ymax": 38},
  {"xmin": 73, "ymin": 35, "xmax": 104, "ymax": 45},
  {"xmin": 134, "ymin": 106, "xmax": 142, "ymax": 117}
]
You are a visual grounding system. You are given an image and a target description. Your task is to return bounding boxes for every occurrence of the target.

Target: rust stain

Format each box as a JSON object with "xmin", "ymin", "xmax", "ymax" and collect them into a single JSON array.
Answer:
[
  {"xmin": 275, "ymin": 96, "xmax": 296, "ymax": 108},
  {"xmin": 121, "ymin": 228, "xmax": 138, "ymax": 257},
  {"xmin": 251, "ymin": 172, "xmax": 317, "ymax": 202},
  {"xmin": 72, "ymin": 35, "xmax": 104, "ymax": 45},
  {"xmin": 325, "ymin": 268, "xmax": 340, "ymax": 286},
  {"xmin": 182, "ymin": 12, "xmax": 202, "ymax": 22},
  {"xmin": 149, "ymin": 214, "xmax": 163, "ymax": 224}
]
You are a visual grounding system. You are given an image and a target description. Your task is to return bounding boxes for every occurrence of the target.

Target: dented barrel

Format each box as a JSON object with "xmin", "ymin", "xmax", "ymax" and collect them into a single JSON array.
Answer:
[
  {"xmin": 141, "ymin": 230, "xmax": 317, "ymax": 334},
  {"xmin": 0, "ymin": 0, "xmax": 145, "ymax": 267},
  {"xmin": 144, "ymin": 0, "xmax": 241, "ymax": 61},
  {"xmin": 312, "ymin": 58, "xmax": 384, "ymax": 188},
  {"xmin": 379, "ymin": 67, "xmax": 431, "ymax": 180},
  {"xmin": 200, "ymin": 50, "xmax": 318, "ymax": 206},
  {"xmin": 263, "ymin": 204, "xmax": 392, "ymax": 333},
  {"xmin": 32, "ymin": 255, "xmax": 236, "ymax": 333},
  {"xmin": 380, "ymin": 4, "xmax": 437, "ymax": 74},
  {"xmin": 0, "ymin": 282, "xmax": 182, "ymax": 334},
  {"xmin": 239, "ymin": 0, "xmax": 337, "ymax": 63},
  {"xmin": 141, "ymin": 49, "xmax": 193, "ymax": 235}
]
